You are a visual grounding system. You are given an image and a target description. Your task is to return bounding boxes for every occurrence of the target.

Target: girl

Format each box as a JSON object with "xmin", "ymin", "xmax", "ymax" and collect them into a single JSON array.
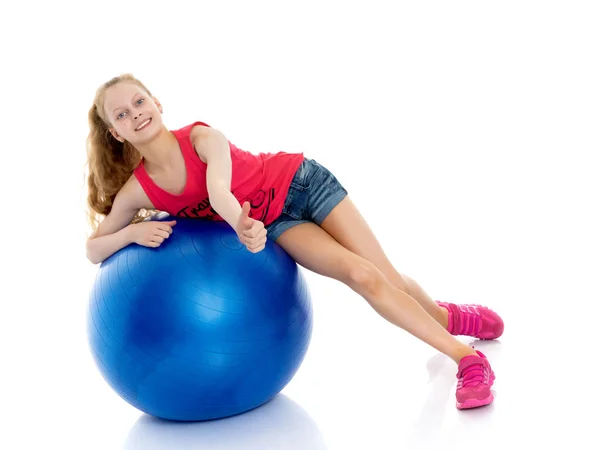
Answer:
[{"xmin": 85, "ymin": 73, "xmax": 503, "ymax": 410}]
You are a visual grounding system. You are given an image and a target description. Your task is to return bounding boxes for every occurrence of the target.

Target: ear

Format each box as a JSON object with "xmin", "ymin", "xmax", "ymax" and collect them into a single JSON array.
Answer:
[
  {"xmin": 153, "ymin": 96, "xmax": 164, "ymax": 113},
  {"xmin": 108, "ymin": 128, "xmax": 124, "ymax": 142}
]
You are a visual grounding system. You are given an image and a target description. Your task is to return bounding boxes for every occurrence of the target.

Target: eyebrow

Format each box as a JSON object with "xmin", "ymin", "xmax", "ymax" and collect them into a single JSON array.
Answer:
[{"xmin": 113, "ymin": 93, "xmax": 141, "ymax": 113}]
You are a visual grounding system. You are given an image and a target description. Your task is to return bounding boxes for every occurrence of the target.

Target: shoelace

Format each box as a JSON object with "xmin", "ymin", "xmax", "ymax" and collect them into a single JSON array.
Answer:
[{"xmin": 458, "ymin": 362, "xmax": 489, "ymax": 387}]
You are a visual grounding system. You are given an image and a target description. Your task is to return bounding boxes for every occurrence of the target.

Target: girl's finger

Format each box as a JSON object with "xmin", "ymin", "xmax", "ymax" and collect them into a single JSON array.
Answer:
[
  {"xmin": 248, "ymin": 238, "xmax": 266, "ymax": 249},
  {"xmin": 243, "ymin": 229, "xmax": 257, "ymax": 238},
  {"xmin": 158, "ymin": 224, "xmax": 175, "ymax": 233}
]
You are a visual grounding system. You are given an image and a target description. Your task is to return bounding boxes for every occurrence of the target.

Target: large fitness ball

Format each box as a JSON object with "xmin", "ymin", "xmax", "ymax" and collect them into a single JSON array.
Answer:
[{"xmin": 86, "ymin": 217, "xmax": 313, "ymax": 421}]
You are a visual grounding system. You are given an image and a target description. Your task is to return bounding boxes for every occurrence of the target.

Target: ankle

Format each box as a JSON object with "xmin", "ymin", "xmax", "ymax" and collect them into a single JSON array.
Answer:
[
  {"xmin": 439, "ymin": 305, "xmax": 449, "ymax": 329},
  {"xmin": 452, "ymin": 346, "xmax": 479, "ymax": 365}
]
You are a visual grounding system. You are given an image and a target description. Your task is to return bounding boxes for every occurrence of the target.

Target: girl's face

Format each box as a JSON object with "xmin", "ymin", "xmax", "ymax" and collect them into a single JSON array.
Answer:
[{"xmin": 103, "ymin": 81, "xmax": 164, "ymax": 145}]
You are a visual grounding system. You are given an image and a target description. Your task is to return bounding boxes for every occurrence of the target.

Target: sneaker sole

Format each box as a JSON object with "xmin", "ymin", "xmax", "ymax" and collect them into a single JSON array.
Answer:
[{"xmin": 456, "ymin": 392, "xmax": 494, "ymax": 409}]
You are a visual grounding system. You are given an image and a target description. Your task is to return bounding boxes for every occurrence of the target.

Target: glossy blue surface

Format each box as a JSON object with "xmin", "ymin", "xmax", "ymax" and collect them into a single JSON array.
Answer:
[{"xmin": 87, "ymin": 218, "xmax": 313, "ymax": 421}]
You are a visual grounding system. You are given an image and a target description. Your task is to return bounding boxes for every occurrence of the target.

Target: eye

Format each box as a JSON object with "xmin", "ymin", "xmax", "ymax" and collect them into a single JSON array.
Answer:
[{"xmin": 116, "ymin": 98, "xmax": 144, "ymax": 120}]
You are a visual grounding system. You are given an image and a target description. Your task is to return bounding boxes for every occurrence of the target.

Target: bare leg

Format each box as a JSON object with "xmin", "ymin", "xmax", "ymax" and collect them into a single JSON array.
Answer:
[
  {"xmin": 275, "ymin": 222, "xmax": 477, "ymax": 364},
  {"xmin": 320, "ymin": 196, "xmax": 449, "ymax": 328}
]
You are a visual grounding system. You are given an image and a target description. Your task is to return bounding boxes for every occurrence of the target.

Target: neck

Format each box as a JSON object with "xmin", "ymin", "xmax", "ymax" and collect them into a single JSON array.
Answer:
[{"xmin": 136, "ymin": 126, "xmax": 180, "ymax": 172}]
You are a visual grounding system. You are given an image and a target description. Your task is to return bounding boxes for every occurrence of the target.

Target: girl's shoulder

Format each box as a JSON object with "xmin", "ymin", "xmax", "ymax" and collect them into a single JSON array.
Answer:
[{"xmin": 119, "ymin": 173, "xmax": 155, "ymax": 210}]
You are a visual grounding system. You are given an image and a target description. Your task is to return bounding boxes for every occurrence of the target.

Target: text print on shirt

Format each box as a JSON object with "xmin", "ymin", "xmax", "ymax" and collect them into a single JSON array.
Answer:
[{"xmin": 176, "ymin": 188, "xmax": 276, "ymax": 222}]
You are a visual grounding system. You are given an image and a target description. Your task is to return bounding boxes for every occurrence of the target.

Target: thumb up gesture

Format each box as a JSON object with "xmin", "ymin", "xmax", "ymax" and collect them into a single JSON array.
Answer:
[{"xmin": 235, "ymin": 201, "xmax": 267, "ymax": 253}]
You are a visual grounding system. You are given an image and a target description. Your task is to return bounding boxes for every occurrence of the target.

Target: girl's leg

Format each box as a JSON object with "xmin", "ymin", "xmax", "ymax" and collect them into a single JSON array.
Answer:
[
  {"xmin": 275, "ymin": 221, "xmax": 477, "ymax": 364},
  {"xmin": 319, "ymin": 196, "xmax": 448, "ymax": 326}
]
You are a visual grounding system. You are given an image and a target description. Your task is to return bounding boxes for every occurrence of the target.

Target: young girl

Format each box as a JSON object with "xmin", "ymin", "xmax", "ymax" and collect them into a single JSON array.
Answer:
[{"xmin": 85, "ymin": 73, "xmax": 503, "ymax": 410}]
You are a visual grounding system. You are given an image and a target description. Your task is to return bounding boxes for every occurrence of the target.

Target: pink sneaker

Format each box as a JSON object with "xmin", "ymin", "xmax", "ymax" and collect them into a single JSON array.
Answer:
[
  {"xmin": 436, "ymin": 301, "xmax": 504, "ymax": 340},
  {"xmin": 456, "ymin": 350, "xmax": 495, "ymax": 409}
]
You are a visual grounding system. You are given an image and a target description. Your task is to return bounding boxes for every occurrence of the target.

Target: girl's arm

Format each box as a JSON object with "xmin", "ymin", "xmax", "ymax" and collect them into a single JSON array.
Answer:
[
  {"xmin": 194, "ymin": 127, "xmax": 243, "ymax": 231},
  {"xmin": 193, "ymin": 127, "xmax": 265, "ymax": 254},
  {"xmin": 86, "ymin": 180, "xmax": 147, "ymax": 264}
]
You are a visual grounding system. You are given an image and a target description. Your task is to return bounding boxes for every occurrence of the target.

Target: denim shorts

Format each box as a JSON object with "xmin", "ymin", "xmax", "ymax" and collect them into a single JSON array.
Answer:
[{"xmin": 265, "ymin": 157, "xmax": 348, "ymax": 242}]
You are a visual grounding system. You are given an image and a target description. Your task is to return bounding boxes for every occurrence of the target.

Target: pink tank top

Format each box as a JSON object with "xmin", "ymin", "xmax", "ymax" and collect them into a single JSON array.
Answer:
[{"xmin": 133, "ymin": 121, "xmax": 304, "ymax": 226}]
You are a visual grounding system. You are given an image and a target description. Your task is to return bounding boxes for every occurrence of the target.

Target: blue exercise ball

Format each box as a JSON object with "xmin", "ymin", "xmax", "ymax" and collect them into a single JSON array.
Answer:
[{"xmin": 87, "ymin": 216, "xmax": 313, "ymax": 422}]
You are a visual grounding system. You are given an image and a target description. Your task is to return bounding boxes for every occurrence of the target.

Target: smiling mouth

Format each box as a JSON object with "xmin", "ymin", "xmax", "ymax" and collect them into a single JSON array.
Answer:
[{"xmin": 135, "ymin": 118, "xmax": 152, "ymax": 131}]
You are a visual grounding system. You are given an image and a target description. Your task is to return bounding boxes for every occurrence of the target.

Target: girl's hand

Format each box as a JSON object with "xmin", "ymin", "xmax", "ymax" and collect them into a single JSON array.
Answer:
[
  {"xmin": 128, "ymin": 220, "xmax": 176, "ymax": 248},
  {"xmin": 235, "ymin": 202, "xmax": 267, "ymax": 253}
]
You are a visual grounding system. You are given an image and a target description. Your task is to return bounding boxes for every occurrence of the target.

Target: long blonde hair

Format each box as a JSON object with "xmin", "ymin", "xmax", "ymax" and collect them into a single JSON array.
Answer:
[{"xmin": 85, "ymin": 73, "xmax": 157, "ymax": 232}]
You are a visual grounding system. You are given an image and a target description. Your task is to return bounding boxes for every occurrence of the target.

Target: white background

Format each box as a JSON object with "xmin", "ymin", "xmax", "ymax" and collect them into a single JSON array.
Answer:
[{"xmin": 2, "ymin": 1, "xmax": 599, "ymax": 448}]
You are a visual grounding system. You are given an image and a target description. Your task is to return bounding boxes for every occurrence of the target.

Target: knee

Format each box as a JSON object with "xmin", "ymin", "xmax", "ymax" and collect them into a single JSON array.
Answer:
[{"xmin": 345, "ymin": 260, "xmax": 382, "ymax": 296}]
